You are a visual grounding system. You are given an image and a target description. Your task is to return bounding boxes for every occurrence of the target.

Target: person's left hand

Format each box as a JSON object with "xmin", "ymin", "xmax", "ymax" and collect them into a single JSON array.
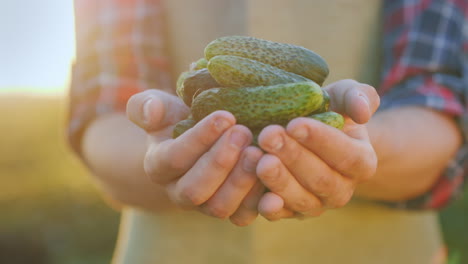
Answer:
[{"xmin": 255, "ymin": 79, "xmax": 380, "ymax": 220}]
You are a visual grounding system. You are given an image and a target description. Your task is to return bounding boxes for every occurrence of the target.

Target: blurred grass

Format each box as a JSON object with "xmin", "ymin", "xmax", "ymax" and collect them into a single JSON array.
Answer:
[
  {"xmin": 440, "ymin": 188, "xmax": 468, "ymax": 264},
  {"xmin": 0, "ymin": 93, "xmax": 120, "ymax": 264},
  {"xmin": 0, "ymin": 93, "xmax": 466, "ymax": 263}
]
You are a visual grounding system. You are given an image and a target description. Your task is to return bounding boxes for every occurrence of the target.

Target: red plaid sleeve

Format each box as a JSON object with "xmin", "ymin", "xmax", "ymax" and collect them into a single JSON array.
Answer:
[
  {"xmin": 68, "ymin": 0, "xmax": 173, "ymax": 156},
  {"xmin": 378, "ymin": 0, "xmax": 468, "ymax": 210}
]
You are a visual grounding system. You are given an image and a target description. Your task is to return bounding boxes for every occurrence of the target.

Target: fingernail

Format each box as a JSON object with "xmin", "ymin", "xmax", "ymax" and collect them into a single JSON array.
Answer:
[
  {"xmin": 214, "ymin": 117, "xmax": 231, "ymax": 132},
  {"xmin": 143, "ymin": 98, "xmax": 153, "ymax": 124},
  {"xmin": 359, "ymin": 94, "xmax": 371, "ymax": 112},
  {"xmin": 267, "ymin": 136, "xmax": 284, "ymax": 151},
  {"xmin": 242, "ymin": 151, "xmax": 258, "ymax": 173},
  {"xmin": 291, "ymin": 127, "xmax": 308, "ymax": 141},
  {"xmin": 230, "ymin": 129, "xmax": 248, "ymax": 148},
  {"xmin": 358, "ymin": 92, "xmax": 369, "ymax": 103}
]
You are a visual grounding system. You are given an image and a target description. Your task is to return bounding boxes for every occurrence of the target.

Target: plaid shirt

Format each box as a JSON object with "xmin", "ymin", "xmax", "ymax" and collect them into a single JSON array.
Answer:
[{"xmin": 69, "ymin": 0, "xmax": 468, "ymax": 210}]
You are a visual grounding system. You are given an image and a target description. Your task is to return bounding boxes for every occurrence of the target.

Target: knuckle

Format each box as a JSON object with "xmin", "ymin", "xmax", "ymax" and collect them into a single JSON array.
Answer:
[
  {"xmin": 197, "ymin": 115, "xmax": 232, "ymax": 147},
  {"xmin": 293, "ymin": 198, "xmax": 318, "ymax": 213},
  {"xmin": 311, "ymin": 174, "xmax": 334, "ymax": 193},
  {"xmin": 340, "ymin": 148, "xmax": 377, "ymax": 182},
  {"xmin": 198, "ymin": 131, "xmax": 217, "ymax": 148},
  {"xmin": 258, "ymin": 158, "xmax": 284, "ymax": 188},
  {"xmin": 179, "ymin": 186, "xmax": 205, "ymax": 206},
  {"xmin": 230, "ymin": 172, "xmax": 256, "ymax": 190},
  {"xmin": 282, "ymin": 142, "xmax": 303, "ymax": 167},
  {"xmin": 211, "ymin": 151, "xmax": 234, "ymax": 172},
  {"xmin": 207, "ymin": 204, "xmax": 231, "ymax": 219},
  {"xmin": 329, "ymin": 190, "xmax": 353, "ymax": 209},
  {"xmin": 336, "ymin": 152, "xmax": 363, "ymax": 174}
]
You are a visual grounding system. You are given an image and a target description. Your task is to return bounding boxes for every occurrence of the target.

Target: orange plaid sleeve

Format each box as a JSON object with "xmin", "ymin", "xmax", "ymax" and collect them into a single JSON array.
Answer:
[{"xmin": 68, "ymin": 0, "xmax": 173, "ymax": 156}]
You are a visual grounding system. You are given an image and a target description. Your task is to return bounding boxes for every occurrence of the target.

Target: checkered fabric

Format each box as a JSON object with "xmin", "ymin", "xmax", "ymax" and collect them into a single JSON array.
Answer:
[
  {"xmin": 68, "ymin": 0, "xmax": 173, "ymax": 156},
  {"xmin": 377, "ymin": 0, "xmax": 468, "ymax": 209},
  {"xmin": 68, "ymin": 0, "xmax": 468, "ymax": 210}
]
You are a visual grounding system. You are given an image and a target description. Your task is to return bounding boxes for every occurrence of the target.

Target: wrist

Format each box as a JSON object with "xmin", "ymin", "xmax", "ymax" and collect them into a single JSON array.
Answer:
[{"xmin": 82, "ymin": 113, "xmax": 176, "ymax": 212}]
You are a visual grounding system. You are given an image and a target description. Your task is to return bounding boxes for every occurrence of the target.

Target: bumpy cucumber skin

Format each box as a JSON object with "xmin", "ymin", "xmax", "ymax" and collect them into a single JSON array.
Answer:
[
  {"xmin": 309, "ymin": 89, "xmax": 330, "ymax": 115},
  {"xmin": 177, "ymin": 68, "xmax": 221, "ymax": 107},
  {"xmin": 172, "ymin": 118, "xmax": 197, "ymax": 138},
  {"xmin": 177, "ymin": 58, "xmax": 211, "ymax": 101},
  {"xmin": 190, "ymin": 58, "xmax": 209, "ymax": 71},
  {"xmin": 208, "ymin": 55, "xmax": 309, "ymax": 88},
  {"xmin": 204, "ymin": 35, "xmax": 329, "ymax": 85},
  {"xmin": 308, "ymin": 111, "xmax": 344, "ymax": 130},
  {"xmin": 176, "ymin": 71, "xmax": 191, "ymax": 98},
  {"xmin": 191, "ymin": 81, "xmax": 324, "ymax": 129}
]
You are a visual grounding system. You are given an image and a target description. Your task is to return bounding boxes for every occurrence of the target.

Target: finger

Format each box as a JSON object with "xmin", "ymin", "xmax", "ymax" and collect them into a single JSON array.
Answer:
[
  {"xmin": 168, "ymin": 125, "xmax": 252, "ymax": 207},
  {"xmin": 258, "ymin": 192, "xmax": 296, "ymax": 221},
  {"xmin": 126, "ymin": 89, "xmax": 190, "ymax": 131},
  {"xmin": 200, "ymin": 146, "xmax": 263, "ymax": 219},
  {"xmin": 145, "ymin": 111, "xmax": 236, "ymax": 184},
  {"xmin": 256, "ymin": 154, "xmax": 323, "ymax": 214},
  {"xmin": 229, "ymin": 181, "xmax": 265, "ymax": 226},
  {"xmin": 286, "ymin": 118, "xmax": 377, "ymax": 182},
  {"xmin": 259, "ymin": 125, "xmax": 355, "ymax": 208},
  {"xmin": 324, "ymin": 79, "xmax": 380, "ymax": 124}
]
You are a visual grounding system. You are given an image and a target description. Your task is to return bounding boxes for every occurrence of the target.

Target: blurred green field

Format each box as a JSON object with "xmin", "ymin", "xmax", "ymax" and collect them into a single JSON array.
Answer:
[
  {"xmin": 440, "ymin": 189, "xmax": 468, "ymax": 264},
  {"xmin": 0, "ymin": 93, "xmax": 466, "ymax": 264},
  {"xmin": 0, "ymin": 93, "xmax": 120, "ymax": 264}
]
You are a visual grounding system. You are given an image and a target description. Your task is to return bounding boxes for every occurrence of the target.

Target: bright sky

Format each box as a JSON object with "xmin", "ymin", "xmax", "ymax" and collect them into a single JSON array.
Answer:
[{"xmin": 0, "ymin": 0, "xmax": 75, "ymax": 94}]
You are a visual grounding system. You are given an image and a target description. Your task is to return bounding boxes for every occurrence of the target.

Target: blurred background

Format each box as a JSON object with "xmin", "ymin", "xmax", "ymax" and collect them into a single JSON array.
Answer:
[
  {"xmin": 0, "ymin": 0, "xmax": 120, "ymax": 263},
  {"xmin": 0, "ymin": 0, "xmax": 467, "ymax": 264}
]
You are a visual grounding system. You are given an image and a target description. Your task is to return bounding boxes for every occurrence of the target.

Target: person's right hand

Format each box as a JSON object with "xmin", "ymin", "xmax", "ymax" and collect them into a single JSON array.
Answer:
[{"xmin": 127, "ymin": 90, "xmax": 265, "ymax": 226}]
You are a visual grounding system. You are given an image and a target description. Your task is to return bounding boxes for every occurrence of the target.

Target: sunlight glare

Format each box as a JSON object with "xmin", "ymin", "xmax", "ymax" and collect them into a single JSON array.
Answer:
[{"xmin": 0, "ymin": 0, "xmax": 76, "ymax": 94}]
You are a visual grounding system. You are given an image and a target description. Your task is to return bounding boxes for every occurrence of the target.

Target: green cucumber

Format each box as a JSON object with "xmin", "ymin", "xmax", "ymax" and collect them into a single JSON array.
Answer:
[
  {"xmin": 172, "ymin": 118, "xmax": 197, "ymax": 138},
  {"xmin": 207, "ymin": 55, "xmax": 309, "ymax": 88},
  {"xmin": 205, "ymin": 35, "xmax": 329, "ymax": 85},
  {"xmin": 191, "ymin": 81, "xmax": 324, "ymax": 129},
  {"xmin": 308, "ymin": 111, "xmax": 344, "ymax": 130},
  {"xmin": 176, "ymin": 68, "xmax": 221, "ymax": 107}
]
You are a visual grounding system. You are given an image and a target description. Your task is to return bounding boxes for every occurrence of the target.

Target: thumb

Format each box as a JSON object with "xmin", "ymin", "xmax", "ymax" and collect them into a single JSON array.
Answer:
[
  {"xmin": 324, "ymin": 79, "xmax": 380, "ymax": 124},
  {"xmin": 126, "ymin": 90, "xmax": 190, "ymax": 132}
]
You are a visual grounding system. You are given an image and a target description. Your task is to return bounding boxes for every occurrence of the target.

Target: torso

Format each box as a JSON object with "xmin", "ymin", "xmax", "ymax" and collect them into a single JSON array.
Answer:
[{"xmin": 113, "ymin": 1, "xmax": 443, "ymax": 263}]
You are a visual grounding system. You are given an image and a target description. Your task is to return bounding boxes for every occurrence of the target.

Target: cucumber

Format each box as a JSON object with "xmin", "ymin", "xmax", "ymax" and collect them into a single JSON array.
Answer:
[
  {"xmin": 172, "ymin": 118, "xmax": 197, "ymax": 138},
  {"xmin": 205, "ymin": 35, "xmax": 329, "ymax": 85},
  {"xmin": 207, "ymin": 55, "xmax": 309, "ymax": 88},
  {"xmin": 191, "ymin": 81, "xmax": 324, "ymax": 129},
  {"xmin": 190, "ymin": 58, "xmax": 209, "ymax": 71},
  {"xmin": 176, "ymin": 68, "xmax": 221, "ymax": 107},
  {"xmin": 308, "ymin": 111, "xmax": 344, "ymax": 130}
]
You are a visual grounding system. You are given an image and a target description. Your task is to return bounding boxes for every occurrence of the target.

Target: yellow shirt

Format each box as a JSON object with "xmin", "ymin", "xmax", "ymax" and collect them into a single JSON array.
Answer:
[{"xmin": 113, "ymin": 1, "xmax": 443, "ymax": 263}]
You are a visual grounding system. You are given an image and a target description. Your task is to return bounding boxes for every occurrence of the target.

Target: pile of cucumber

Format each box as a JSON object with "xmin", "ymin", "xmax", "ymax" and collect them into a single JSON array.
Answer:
[{"xmin": 174, "ymin": 36, "xmax": 344, "ymax": 142}]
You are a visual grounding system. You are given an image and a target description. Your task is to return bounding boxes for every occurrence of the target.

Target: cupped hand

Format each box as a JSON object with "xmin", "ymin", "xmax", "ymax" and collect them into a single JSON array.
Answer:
[
  {"xmin": 255, "ymin": 79, "xmax": 381, "ymax": 221},
  {"xmin": 127, "ymin": 90, "xmax": 265, "ymax": 226}
]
